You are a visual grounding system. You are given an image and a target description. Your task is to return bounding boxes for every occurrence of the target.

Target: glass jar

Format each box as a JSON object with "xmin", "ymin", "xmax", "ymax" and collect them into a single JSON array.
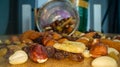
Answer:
[
  {"xmin": 36, "ymin": 0, "xmax": 79, "ymax": 35},
  {"xmin": 70, "ymin": 0, "xmax": 89, "ymax": 32}
]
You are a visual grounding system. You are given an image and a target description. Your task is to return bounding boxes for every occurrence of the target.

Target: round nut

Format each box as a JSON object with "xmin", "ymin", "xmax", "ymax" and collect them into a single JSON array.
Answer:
[
  {"xmin": 9, "ymin": 50, "xmax": 28, "ymax": 64},
  {"xmin": 108, "ymin": 47, "xmax": 119, "ymax": 55},
  {"xmin": 92, "ymin": 56, "xmax": 118, "ymax": 67}
]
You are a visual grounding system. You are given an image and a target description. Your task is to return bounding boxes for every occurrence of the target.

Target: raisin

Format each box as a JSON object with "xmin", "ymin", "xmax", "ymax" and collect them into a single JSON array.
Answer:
[
  {"xmin": 45, "ymin": 46, "xmax": 55, "ymax": 58},
  {"xmin": 93, "ymin": 33, "xmax": 101, "ymax": 39},
  {"xmin": 68, "ymin": 53, "xmax": 84, "ymax": 62}
]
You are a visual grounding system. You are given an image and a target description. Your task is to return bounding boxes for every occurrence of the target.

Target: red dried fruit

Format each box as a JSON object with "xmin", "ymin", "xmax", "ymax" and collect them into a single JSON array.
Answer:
[{"xmin": 28, "ymin": 43, "xmax": 48, "ymax": 63}]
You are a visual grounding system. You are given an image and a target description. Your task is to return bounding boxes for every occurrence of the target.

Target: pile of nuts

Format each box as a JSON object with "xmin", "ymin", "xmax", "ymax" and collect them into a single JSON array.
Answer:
[
  {"xmin": 0, "ymin": 30, "xmax": 119, "ymax": 67},
  {"xmin": 44, "ymin": 17, "xmax": 76, "ymax": 35}
]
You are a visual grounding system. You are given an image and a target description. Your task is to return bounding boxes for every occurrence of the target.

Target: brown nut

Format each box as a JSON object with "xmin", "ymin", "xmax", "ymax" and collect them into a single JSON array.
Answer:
[{"xmin": 28, "ymin": 44, "xmax": 48, "ymax": 63}]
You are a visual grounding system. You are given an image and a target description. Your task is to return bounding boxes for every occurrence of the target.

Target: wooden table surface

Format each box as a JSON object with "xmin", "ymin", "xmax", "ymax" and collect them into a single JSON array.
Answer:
[{"xmin": 0, "ymin": 57, "xmax": 93, "ymax": 67}]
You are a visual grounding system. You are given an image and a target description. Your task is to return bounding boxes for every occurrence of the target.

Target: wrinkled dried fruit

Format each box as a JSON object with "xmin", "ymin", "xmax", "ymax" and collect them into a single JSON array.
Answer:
[
  {"xmin": 54, "ymin": 51, "xmax": 65, "ymax": 60},
  {"xmin": 68, "ymin": 53, "xmax": 84, "ymax": 62},
  {"xmin": 29, "ymin": 44, "xmax": 48, "ymax": 63},
  {"xmin": 45, "ymin": 46, "xmax": 55, "ymax": 58},
  {"xmin": 90, "ymin": 44, "xmax": 108, "ymax": 58},
  {"xmin": 9, "ymin": 50, "xmax": 28, "ymax": 64}
]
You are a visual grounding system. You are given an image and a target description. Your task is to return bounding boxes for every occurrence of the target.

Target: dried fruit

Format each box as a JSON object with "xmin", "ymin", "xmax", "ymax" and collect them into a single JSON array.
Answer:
[
  {"xmin": 83, "ymin": 32, "xmax": 96, "ymax": 38},
  {"xmin": 76, "ymin": 37, "xmax": 89, "ymax": 45},
  {"xmin": 45, "ymin": 46, "xmax": 55, "ymax": 58},
  {"xmin": 29, "ymin": 44, "xmax": 48, "ymax": 63},
  {"xmin": 44, "ymin": 17, "xmax": 75, "ymax": 35},
  {"xmin": 54, "ymin": 51, "xmax": 65, "ymax": 60},
  {"xmin": 68, "ymin": 53, "xmax": 84, "ymax": 62},
  {"xmin": 51, "ymin": 32, "xmax": 62, "ymax": 40},
  {"xmin": 45, "ymin": 39, "xmax": 56, "ymax": 46},
  {"xmin": 90, "ymin": 44, "xmax": 108, "ymax": 58},
  {"xmin": 9, "ymin": 50, "xmax": 28, "ymax": 64},
  {"xmin": 101, "ymin": 39, "xmax": 120, "ymax": 52},
  {"xmin": 58, "ymin": 38, "xmax": 68, "ymax": 43},
  {"xmin": 20, "ymin": 30, "xmax": 41, "ymax": 40}
]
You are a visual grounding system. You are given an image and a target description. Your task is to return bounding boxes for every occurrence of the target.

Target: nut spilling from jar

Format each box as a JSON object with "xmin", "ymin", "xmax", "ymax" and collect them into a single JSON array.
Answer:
[{"xmin": 44, "ymin": 17, "xmax": 76, "ymax": 35}]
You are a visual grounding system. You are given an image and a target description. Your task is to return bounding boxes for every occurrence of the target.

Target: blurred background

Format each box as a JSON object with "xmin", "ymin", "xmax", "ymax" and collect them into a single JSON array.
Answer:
[{"xmin": 0, "ymin": 0, "xmax": 120, "ymax": 35}]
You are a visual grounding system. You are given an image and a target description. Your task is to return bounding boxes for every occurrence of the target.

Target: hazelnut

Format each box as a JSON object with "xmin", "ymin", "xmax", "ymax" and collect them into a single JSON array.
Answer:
[{"xmin": 28, "ymin": 44, "xmax": 48, "ymax": 63}]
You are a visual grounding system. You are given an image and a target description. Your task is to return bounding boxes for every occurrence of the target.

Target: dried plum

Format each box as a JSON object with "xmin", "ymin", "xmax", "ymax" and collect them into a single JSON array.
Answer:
[
  {"xmin": 45, "ymin": 46, "xmax": 55, "ymax": 58},
  {"xmin": 68, "ymin": 53, "xmax": 84, "ymax": 62},
  {"xmin": 33, "ymin": 36, "xmax": 43, "ymax": 44},
  {"xmin": 54, "ymin": 51, "xmax": 65, "ymax": 60},
  {"xmin": 22, "ymin": 46, "xmax": 30, "ymax": 54}
]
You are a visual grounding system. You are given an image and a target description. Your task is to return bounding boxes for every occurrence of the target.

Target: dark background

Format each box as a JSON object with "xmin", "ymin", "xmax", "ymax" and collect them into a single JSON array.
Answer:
[
  {"xmin": 0, "ymin": 0, "xmax": 120, "ymax": 35},
  {"xmin": 89, "ymin": 0, "xmax": 120, "ymax": 33},
  {"xmin": 0, "ymin": 0, "xmax": 35, "ymax": 35},
  {"xmin": 108, "ymin": 0, "xmax": 120, "ymax": 33}
]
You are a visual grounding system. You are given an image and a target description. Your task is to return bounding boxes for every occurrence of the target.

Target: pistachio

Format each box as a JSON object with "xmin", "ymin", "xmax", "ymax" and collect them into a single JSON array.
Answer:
[{"xmin": 9, "ymin": 50, "xmax": 28, "ymax": 64}]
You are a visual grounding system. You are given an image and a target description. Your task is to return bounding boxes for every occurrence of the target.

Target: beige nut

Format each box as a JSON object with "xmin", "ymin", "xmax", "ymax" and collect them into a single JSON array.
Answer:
[
  {"xmin": 53, "ymin": 40, "xmax": 86, "ymax": 53},
  {"xmin": 82, "ymin": 50, "xmax": 91, "ymax": 58},
  {"xmin": 108, "ymin": 47, "xmax": 119, "ymax": 55},
  {"xmin": 92, "ymin": 56, "xmax": 118, "ymax": 67},
  {"xmin": 9, "ymin": 50, "xmax": 28, "ymax": 64}
]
